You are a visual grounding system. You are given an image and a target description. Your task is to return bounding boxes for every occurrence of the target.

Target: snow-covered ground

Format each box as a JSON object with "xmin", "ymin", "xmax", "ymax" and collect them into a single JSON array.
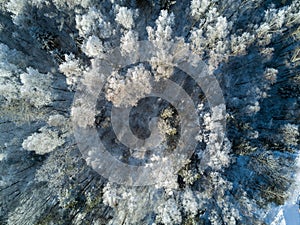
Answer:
[
  {"xmin": 267, "ymin": 204, "xmax": 300, "ymax": 225},
  {"xmin": 284, "ymin": 204, "xmax": 300, "ymax": 225}
]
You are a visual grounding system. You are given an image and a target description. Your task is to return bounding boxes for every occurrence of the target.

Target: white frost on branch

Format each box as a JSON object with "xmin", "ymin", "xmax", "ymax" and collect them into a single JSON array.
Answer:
[
  {"xmin": 256, "ymin": 3, "xmax": 300, "ymax": 46},
  {"xmin": 264, "ymin": 68, "xmax": 278, "ymax": 85},
  {"xmin": 147, "ymin": 10, "xmax": 174, "ymax": 43},
  {"xmin": 190, "ymin": 0, "xmax": 209, "ymax": 20},
  {"xmin": 47, "ymin": 114, "xmax": 70, "ymax": 133},
  {"xmin": 190, "ymin": 8, "xmax": 232, "ymax": 71},
  {"xmin": 103, "ymin": 183, "xmax": 155, "ymax": 224},
  {"xmin": 230, "ymin": 32, "xmax": 255, "ymax": 56},
  {"xmin": 59, "ymin": 53, "xmax": 84, "ymax": 89},
  {"xmin": 0, "ymin": 43, "xmax": 22, "ymax": 101},
  {"xmin": 198, "ymin": 105, "xmax": 231, "ymax": 171},
  {"xmin": 156, "ymin": 198, "xmax": 182, "ymax": 225},
  {"xmin": 115, "ymin": 6, "xmax": 138, "ymax": 30},
  {"xmin": 120, "ymin": 30, "xmax": 139, "ymax": 54},
  {"xmin": 6, "ymin": 0, "xmax": 27, "ymax": 25},
  {"xmin": 281, "ymin": 123, "xmax": 299, "ymax": 147},
  {"xmin": 182, "ymin": 188, "xmax": 198, "ymax": 217},
  {"xmin": 20, "ymin": 67, "xmax": 53, "ymax": 108},
  {"xmin": 105, "ymin": 64, "xmax": 152, "ymax": 107},
  {"xmin": 76, "ymin": 7, "xmax": 112, "ymax": 38},
  {"xmin": 22, "ymin": 127, "xmax": 65, "ymax": 155},
  {"xmin": 52, "ymin": 0, "xmax": 90, "ymax": 9},
  {"xmin": 0, "ymin": 44, "xmax": 52, "ymax": 108},
  {"xmin": 82, "ymin": 35, "xmax": 104, "ymax": 57},
  {"xmin": 115, "ymin": 6, "xmax": 139, "ymax": 55},
  {"xmin": 147, "ymin": 10, "xmax": 176, "ymax": 80}
]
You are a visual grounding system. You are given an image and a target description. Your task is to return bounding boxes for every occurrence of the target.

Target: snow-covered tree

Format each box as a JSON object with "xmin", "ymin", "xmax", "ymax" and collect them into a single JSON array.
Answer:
[{"xmin": 1, "ymin": 0, "xmax": 300, "ymax": 224}]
